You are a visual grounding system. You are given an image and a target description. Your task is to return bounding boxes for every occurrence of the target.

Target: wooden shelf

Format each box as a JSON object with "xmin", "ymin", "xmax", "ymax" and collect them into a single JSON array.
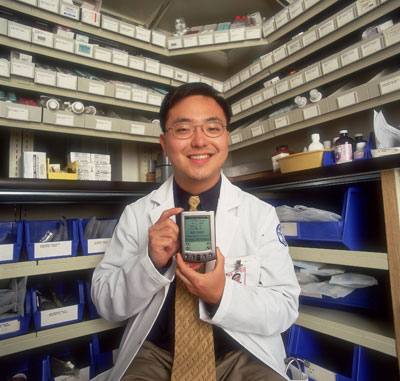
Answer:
[
  {"xmin": 226, "ymin": 0, "xmax": 400, "ymax": 99},
  {"xmin": 297, "ymin": 305, "xmax": 396, "ymax": 357},
  {"xmin": 0, "ymin": 318, "xmax": 125, "ymax": 357},
  {"xmin": 290, "ymin": 247, "xmax": 388, "ymax": 270},
  {"xmin": 229, "ymin": 89, "xmax": 400, "ymax": 151},
  {"xmin": 0, "ymin": 254, "xmax": 103, "ymax": 280},
  {"xmin": 0, "ymin": 118, "xmax": 160, "ymax": 143}
]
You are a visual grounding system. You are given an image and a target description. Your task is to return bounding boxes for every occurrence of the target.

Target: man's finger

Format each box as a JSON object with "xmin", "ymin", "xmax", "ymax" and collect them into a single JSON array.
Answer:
[
  {"xmin": 157, "ymin": 207, "xmax": 183, "ymax": 223},
  {"xmin": 214, "ymin": 247, "xmax": 225, "ymax": 270}
]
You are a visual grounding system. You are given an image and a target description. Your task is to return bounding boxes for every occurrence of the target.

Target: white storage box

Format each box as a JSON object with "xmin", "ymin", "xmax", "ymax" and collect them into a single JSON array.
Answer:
[
  {"xmin": 262, "ymin": 17, "xmax": 275, "ymax": 38},
  {"xmin": 43, "ymin": 108, "xmax": 85, "ymax": 127},
  {"xmin": 152, "ymin": 30, "xmax": 167, "ymax": 47},
  {"xmin": 85, "ymin": 115, "xmax": 119, "ymax": 132},
  {"xmin": 188, "ymin": 72, "xmax": 201, "ymax": 83},
  {"xmin": 302, "ymin": 26, "xmax": 319, "ymax": 47},
  {"xmin": 120, "ymin": 120, "xmax": 154, "ymax": 136},
  {"xmin": 273, "ymin": 45, "xmax": 288, "ymax": 63},
  {"xmin": 38, "ymin": 0, "xmax": 59, "ymax": 13},
  {"xmin": 32, "ymin": 28, "xmax": 54, "ymax": 48},
  {"xmin": 174, "ymin": 69, "xmax": 188, "ymax": 82},
  {"xmin": 301, "ymin": 99, "xmax": 329, "ymax": 120},
  {"xmin": 276, "ymin": 78, "xmax": 290, "ymax": 95},
  {"xmin": 383, "ymin": 23, "xmax": 400, "ymax": 47},
  {"xmin": 239, "ymin": 68, "xmax": 251, "ymax": 83},
  {"xmin": 147, "ymin": 90, "xmax": 164, "ymax": 106},
  {"xmin": 112, "ymin": 50, "xmax": 129, "ymax": 66},
  {"xmin": 198, "ymin": 31, "xmax": 214, "ymax": 46},
  {"xmin": 168, "ymin": 36, "xmax": 183, "ymax": 49},
  {"xmin": 59, "ymin": 2, "xmax": 80, "ymax": 20},
  {"xmin": 360, "ymin": 36, "xmax": 383, "ymax": 58},
  {"xmin": 251, "ymin": 90, "xmax": 264, "ymax": 106},
  {"xmin": 262, "ymin": 85, "xmax": 276, "ymax": 101},
  {"xmin": 304, "ymin": 62, "xmax": 322, "ymax": 82},
  {"xmin": 93, "ymin": 46, "xmax": 112, "ymax": 62},
  {"xmin": 289, "ymin": 0, "xmax": 305, "ymax": 19},
  {"xmin": 318, "ymin": 16, "xmax": 337, "ymax": 38},
  {"xmin": 34, "ymin": 67, "xmax": 56, "ymax": 86},
  {"xmin": 56, "ymin": 72, "xmax": 77, "ymax": 90},
  {"xmin": 81, "ymin": 8, "xmax": 100, "ymax": 27},
  {"xmin": 77, "ymin": 77, "xmax": 114, "ymax": 97},
  {"xmin": 356, "ymin": 0, "xmax": 378, "ymax": 16},
  {"xmin": 115, "ymin": 83, "xmax": 131, "ymax": 100},
  {"xmin": 249, "ymin": 61, "xmax": 262, "ymax": 76},
  {"xmin": 231, "ymin": 101, "xmax": 242, "ymax": 116},
  {"xmin": 340, "ymin": 45, "xmax": 361, "ymax": 67},
  {"xmin": 75, "ymin": 41, "xmax": 93, "ymax": 58},
  {"xmin": 328, "ymin": 83, "xmax": 369, "ymax": 111},
  {"xmin": 119, "ymin": 21, "xmax": 135, "ymax": 38},
  {"xmin": 367, "ymin": 71, "xmax": 400, "ymax": 98},
  {"xmin": 0, "ymin": 17, "xmax": 7, "ymax": 35},
  {"xmin": 214, "ymin": 30, "xmax": 230, "ymax": 44},
  {"xmin": 230, "ymin": 27, "xmax": 245, "ymax": 42},
  {"xmin": 304, "ymin": 0, "xmax": 320, "ymax": 9},
  {"xmin": 200, "ymin": 76, "xmax": 212, "ymax": 86},
  {"xmin": 135, "ymin": 26, "xmax": 151, "ymax": 42},
  {"xmin": 54, "ymin": 35, "xmax": 74, "ymax": 53},
  {"xmin": 131, "ymin": 86, "xmax": 148, "ymax": 103},
  {"xmin": 129, "ymin": 56, "xmax": 145, "ymax": 71},
  {"xmin": 101, "ymin": 15, "xmax": 119, "ymax": 33},
  {"xmin": 289, "ymin": 72, "xmax": 305, "ymax": 89},
  {"xmin": 183, "ymin": 34, "xmax": 198, "ymax": 47},
  {"xmin": 23, "ymin": 151, "xmax": 47, "ymax": 179},
  {"xmin": 260, "ymin": 52, "xmax": 274, "ymax": 69},
  {"xmin": 2, "ymin": 102, "xmax": 41, "ymax": 122},
  {"xmin": 8, "ymin": 21, "xmax": 31, "ymax": 42},
  {"xmin": 275, "ymin": 8, "xmax": 290, "ymax": 29},
  {"xmin": 287, "ymin": 37, "xmax": 303, "ymax": 55},
  {"xmin": 160, "ymin": 64, "xmax": 175, "ymax": 78},
  {"xmin": 336, "ymin": 4, "xmax": 357, "ymax": 28},
  {"xmin": 0, "ymin": 59, "xmax": 10, "ymax": 77},
  {"xmin": 11, "ymin": 59, "xmax": 35, "ymax": 78},
  {"xmin": 230, "ymin": 74, "xmax": 241, "ymax": 88},
  {"xmin": 145, "ymin": 58, "xmax": 160, "ymax": 75},
  {"xmin": 321, "ymin": 53, "xmax": 341, "ymax": 75},
  {"xmin": 240, "ymin": 96, "xmax": 253, "ymax": 112}
]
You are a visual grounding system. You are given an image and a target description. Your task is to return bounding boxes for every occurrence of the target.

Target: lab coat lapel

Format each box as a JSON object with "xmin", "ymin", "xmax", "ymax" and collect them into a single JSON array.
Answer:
[
  {"xmin": 213, "ymin": 175, "xmax": 240, "ymax": 266},
  {"xmin": 149, "ymin": 176, "xmax": 176, "ymax": 225}
]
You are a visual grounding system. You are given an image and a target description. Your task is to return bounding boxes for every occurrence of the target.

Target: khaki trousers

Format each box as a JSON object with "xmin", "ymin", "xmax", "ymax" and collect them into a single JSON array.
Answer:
[{"xmin": 122, "ymin": 341, "xmax": 286, "ymax": 381}]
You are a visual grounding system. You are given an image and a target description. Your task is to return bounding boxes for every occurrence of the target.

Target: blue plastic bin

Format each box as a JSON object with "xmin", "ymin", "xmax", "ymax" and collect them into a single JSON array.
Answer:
[
  {"xmin": 24, "ymin": 219, "xmax": 78, "ymax": 260},
  {"xmin": 280, "ymin": 187, "xmax": 367, "ymax": 250},
  {"xmin": 78, "ymin": 218, "xmax": 118, "ymax": 255},
  {"xmin": 288, "ymin": 325, "xmax": 374, "ymax": 381},
  {"xmin": 0, "ymin": 221, "xmax": 23, "ymax": 263},
  {"xmin": 38, "ymin": 342, "xmax": 93, "ymax": 381},
  {"xmin": 299, "ymin": 285, "xmax": 382, "ymax": 312},
  {"xmin": 0, "ymin": 289, "xmax": 31, "ymax": 340},
  {"xmin": 90, "ymin": 328, "xmax": 124, "ymax": 377},
  {"xmin": 31, "ymin": 280, "xmax": 84, "ymax": 330},
  {"xmin": 85, "ymin": 280, "xmax": 100, "ymax": 319},
  {"xmin": 0, "ymin": 355, "xmax": 32, "ymax": 379}
]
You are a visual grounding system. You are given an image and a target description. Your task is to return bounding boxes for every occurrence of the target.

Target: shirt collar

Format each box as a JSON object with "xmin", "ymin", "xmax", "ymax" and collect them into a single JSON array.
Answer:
[{"xmin": 173, "ymin": 177, "xmax": 222, "ymax": 212}]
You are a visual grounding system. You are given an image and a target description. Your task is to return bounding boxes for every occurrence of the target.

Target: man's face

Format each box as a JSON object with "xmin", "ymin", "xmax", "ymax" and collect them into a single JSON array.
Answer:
[{"xmin": 160, "ymin": 95, "xmax": 229, "ymax": 193}]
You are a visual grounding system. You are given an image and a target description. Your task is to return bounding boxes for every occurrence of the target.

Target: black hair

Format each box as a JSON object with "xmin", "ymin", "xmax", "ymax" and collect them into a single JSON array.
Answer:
[{"xmin": 159, "ymin": 82, "xmax": 231, "ymax": 133}]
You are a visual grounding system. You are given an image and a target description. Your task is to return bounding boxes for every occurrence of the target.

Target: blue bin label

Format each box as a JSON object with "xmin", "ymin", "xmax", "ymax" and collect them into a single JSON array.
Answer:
[{"xmin": 276, "ymin": 224, "xmax": 288, "ymax": 246}]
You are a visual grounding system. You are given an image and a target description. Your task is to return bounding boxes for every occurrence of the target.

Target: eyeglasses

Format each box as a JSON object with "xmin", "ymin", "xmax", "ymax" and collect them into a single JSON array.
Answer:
[{"xmin": 166, "ymin": 121, "xmax": 226, "ymax": 139}]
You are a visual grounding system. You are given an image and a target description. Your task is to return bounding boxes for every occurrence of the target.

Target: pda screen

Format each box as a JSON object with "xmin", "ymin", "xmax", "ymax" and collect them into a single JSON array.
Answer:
[{"xmin": 184, "ymin": 215, "xmax": 211, "ymax": 252}]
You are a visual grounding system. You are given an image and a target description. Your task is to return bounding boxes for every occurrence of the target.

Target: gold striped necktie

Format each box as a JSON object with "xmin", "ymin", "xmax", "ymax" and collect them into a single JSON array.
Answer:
[{"xmin": 171, "ymin": 195, "xmax": 216, "ymax": 381}]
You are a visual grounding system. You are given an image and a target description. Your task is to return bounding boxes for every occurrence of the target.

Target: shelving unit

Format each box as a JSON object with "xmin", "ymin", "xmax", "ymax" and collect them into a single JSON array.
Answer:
[{"xmin": 1, "ymin": 0, "xmax": 400, "ymax": 377}]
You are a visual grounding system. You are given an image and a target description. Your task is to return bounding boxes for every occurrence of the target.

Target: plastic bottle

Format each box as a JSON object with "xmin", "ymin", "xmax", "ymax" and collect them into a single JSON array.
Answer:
[
  {"xmin": 354, "ymin": 142, "xmax": 367, "ymax": 159},
  {"xmin": 272, "ymin": 145, "xmax": 293, "ymax": 173},
  {"xmin": 354, "ymin": 133, "xmax": 367, "ymax": 144},
  {"xmin": 308, "ymin": 133, "xmax": 324, "ymax": 151},
  {"xmin": 334, "ymin": 130, "xmax": 355, "ymax": 164}
]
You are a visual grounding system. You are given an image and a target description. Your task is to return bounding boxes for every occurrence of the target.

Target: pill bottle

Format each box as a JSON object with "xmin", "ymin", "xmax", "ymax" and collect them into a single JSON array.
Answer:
[
  {"xmin": 308, "ymin": 133, "xmax": 324, "ymax": 151},
  {"xmin": 354, "ymin": 142, "xmax": 367, "ymax": 159},
  {"xmin": 334, "ymin": 130, "xmax": 354, "ymax": 164}
]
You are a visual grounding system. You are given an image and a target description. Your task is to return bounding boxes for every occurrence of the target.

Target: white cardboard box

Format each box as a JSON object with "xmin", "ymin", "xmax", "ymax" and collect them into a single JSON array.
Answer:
[
  {"xmin": 367, "ymin": 71, "xmax": 400, "ymax": 98},
  {"xmin": 289, "ymin": 0, "xmax": 305, "ymax": 19},
  {"xmin": 23, "ymin": 152, "xmax": 47, "ymax": 179},
  {"xmin": 145, "ymin": 58, "xmax": 160, "ymax": 75},
  {"xmin": 4, "ymin": 102, "xmax": 41, "ymax": 122},
  {"xmin": 0, "ymin": 59, "xmax": 10, "ymax": 77},
  {"xmin": 340, "ymin": 45, "xmax": 361, "ymax": 67},
  {"xmin": 81, "ymin": 8, "xmax": 101, "ymax": 27},
  {"xmin": 318, "ymin": 16, "xmax": 337, "ymax": 38},
  {"xmin": 119, "ymin": 22, "xmax": 135, "ymax": 38},
  {"xmin": 77, "ymin": 77, "xmax": 114, "ymax": 97},
  {"xmin": 75, "ymin": 41, "xmax": 93, "ymax": 58},
  {"xmin": 302, "ymin": 26, "xmax": 318, "ymax": 47},
  {"xmin": 120, "ymin": 120, "xmax": 154, "ymax": 136},
  {"xmin": 85, "ymin": 115, "xmax": 119, "ymax": 132},
  {"xmin": 230, "ymin": 27, "xmax": 245, "ymax": 42},
  {"xmin": 131, "ymin": 86, "xmax": 148, "ymax": 103},
  {"xmin": 32, "ymin": 28, "xmax": 54, "ymax": 48},
  {"xmin": 8, "ymin": 21, "xmax": 32, "ymax": 42},
  {"xmin": 54, "ymin": 35, "xmax": 75, "ymax": 53},
  {"xmin": 321, "ymin": 53, "xmax": 341, "ymax": 75},
  {"xmin": 262, "ymin": 17, "xmax": 276, "ymax": 38},
  {"xmin": 56, "ymin": 72, "xmax": 77, "ymax": 90},
  {"xmin": 336, "ymin": 4, "xmax": 357, "ymax": 28},
  {"xmin": 183, "ymin": 34, "xmax": 198, "ymax": 47},
  {"xmin": 43, "ymin": 109, "xmax": 84, "ymax": 127},
  {"xmin": 115, "ymin": 83, "xmax": 131, "ymax": 100},
  {"xmin": 168, "ymin": 36, "xmax": 183, "ymax": 49},
  {"xmin": 135, "ymin": 26, "xmax": 151, "ymax": 42},
  {"xmin": 245, "ymin": 26, "xmax": 262, "ymax": 40},
  {"xmin": 360, "ymin": 36, "xmax": 383, "ymax": 58},
  {"xmin": 35, "ymin": 67, "xmax": 57, "ymax": 86},
  {"xmin": 0, "ymin": 17, "xmax": 7, "ymax": 36},
  {"xmin": 287, "ymin": 37, "xmax": 303, "ymax": 55},
  {"xmin": 214, "ymin": 30, "xmax": 230, "ymax": 44},
  {"xmin": 93, "ymin": 46, "xmax": 112, "ymax": 62},
  {"xmin": 112, "ymin": 50, "xmax": 129, "ymax": 67},
  {"xmin": 11, "ymin": 59, "xmax": 35, "ymax": 78},
  {"xmin": 273, "ymin": 45, "xmax": 288, "ymax": 63},
  {"xmin": 251, "ymin": 90, "xmax": 264, "ymax": 106},
  {"xmin": 129, "ymin": 56, "xmax": 145, "ymax": 71},
  {"xmin": 198, "ymin": 31, "xmax": 214, "ymax": 46},
  {"xmin": 160, "ymin": 64, "xmax": 174, "ymax": 78},
  {"xmin": 275, "ymin": 79, "xmax": 290, "ymax": 95},
  {"xmin": 383, "ymin": 23, "xmax": 400, "ymax": 47},
  {"xmin": 174, "ymin": 69, "xmax": 188, "ymax": 82},
  {"xmin": 152, "ymin": 30, "xmax": 167, "ymax": 47},
  {"xmin": 101, "ymin": 15, "xmax": 120, "ymax": 33},
  {"xmin": 275, "ymin": 8, "xmax": 290, "ymax": 29},
  {"xmin": 59, "ymin": 2, "xmax": 80, "ymax": 20},
  {"xmin": 38, "ymin": 0, "xmax": 59, "ymax": 13}
]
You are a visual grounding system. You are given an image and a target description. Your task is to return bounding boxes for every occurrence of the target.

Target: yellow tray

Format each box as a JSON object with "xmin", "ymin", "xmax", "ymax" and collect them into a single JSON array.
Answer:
[
  {"xmin": 277, "ymin": 149, "xmax": 331, "ymax": 173},
  {"xmin": 47, "ymin": 159, "xmax": 78, "ymax": 180}
]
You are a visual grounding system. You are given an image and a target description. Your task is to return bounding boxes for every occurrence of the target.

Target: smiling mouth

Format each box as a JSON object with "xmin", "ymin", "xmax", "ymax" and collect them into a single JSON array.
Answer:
[{"xmin": 188, "ymin": 154, "xmax": 212, "ymax": 160}]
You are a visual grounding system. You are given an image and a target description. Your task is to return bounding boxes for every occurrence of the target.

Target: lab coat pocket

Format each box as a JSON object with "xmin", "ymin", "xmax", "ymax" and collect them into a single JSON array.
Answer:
[{"xmin": 224, "ymin": 255, "xmax": 260, "ymax": 286}]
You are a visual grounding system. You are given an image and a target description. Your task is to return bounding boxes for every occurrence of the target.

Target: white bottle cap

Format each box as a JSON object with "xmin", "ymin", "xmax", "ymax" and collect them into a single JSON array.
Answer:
[
  {"xmin": 339, "ymin": 129, "xmax": 348, "ymax": 134},
  {"xmin": 46, "ymin": 98, "xmax": 59, "ymax": 111},
  {"xmin": 309, "ymin": 89, "xmax": 322, "ymax": 102},
  {"xmin": 71, "ymin": 101, "xmax": 85, "ymax": 114},
  {"xmin": 294, "ymin": 95, "xmax": 307, "ymax": 108},
  {"xmin": 311, "ymin": 133, "xmax": 320, "ymax": 141},
  {"xmin": 323, "ymin": 140, "xmax": 331, "ymax": 149},
  {"xmin": 356, "ymin": 142, "xmax": 366, "ymax": 149}
]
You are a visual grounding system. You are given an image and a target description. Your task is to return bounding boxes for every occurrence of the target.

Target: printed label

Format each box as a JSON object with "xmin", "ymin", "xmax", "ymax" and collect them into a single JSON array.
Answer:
[
  {"xmin": 275, "ymin": 115, "xmax": 289, "ymax": 129},
  {"xmin": 130, "ymin": 124, "xmax": 145, "ymax": 135},
  {"xmin": 263, "ymin": 87, "xmax": 275, "ymax": 100},
  {"xmin": 305, "ymin": 66, "xmax": 320, "ymax": 82},
  {"xmin": 335, "ymin": 142, "xmax": 353, "ymax": 163},
  {"xmin": 7, "ymin": 106, "xmax": 29, "ymax": 121},
  {"xmin": 304, "ymin": 0, "xmax": 320, "ymax": 9},
  {"xmin": 88, "ymin": 82, "xmax": 105, "ymax": 95},
  {"xmin": 88, "ymin": 238, "xmax": 110, "ymax": 253},
  {"xmin": 289, "ymin": 2, "xmax": 303, "ymax": 19},
  {"xmin": 115, "ymin": 87, "xmax": 131, "ymax": 100},
  {"xmin": 337, "ymin": 92, "xmax": 357, "ymax": 109},
  {"xmin": 249, "ymin": 63, "xmax": 261, "ymax": 76},
  {"xmin": 148, "ymin": 94, "xmax": 162, "ymax": 106},
  {"xmin": 35, "ymin": 71, "xmax": 56, "ymax": 86},
  {"xmin": 356, "ymin": 0, "xmax": 378, "ymax": 16},
  {"xmin": 262, "ymin": 19, "xmax": 275, "ymax": 37},
  {"xmin": 161, "ymin": 66, "xmax": 174, "ymax": 78},
  {"xmin": 231, "ymin": 134, "xmax": 241, "ymax": 144},
  {"xmin": 135, "ymin": 27, "xmax": 151, "ymax": 42},
  {"xmin": 251, "ymin": 125, "xmax": 263, "ymax": 137},
  {"xmin": 336, "ymin": 8, "xmax": 355, "ymax": 28},
  {"xmin": 38, "ymin": 0, "xmax": 58, "ymax": 12},
  {"xmin": 307, "ymin": 361, "xmax": 336, "ymax": 381},
  {"xmin": 175, "ymin": 71, "xmax": 187, "ymax": 82},
  {"xmin": 230, "ymin": 75, "xmax": 241, "ymax": 88},
  {"xmin": 34, "ymin": 241, "xmax": 72, "ymax": 258},
  {"xmin": 230, "ymin": 28, "xmax": 245, "ymax": 42},
  {"xmin": 112, "ymin": 53, "xmax": 128, "ymax": 66},
  {"xmin": 199, "ymin": 34, "xmax": 213, "ymax": 45},
  {"xmin": 246, "ymin": 27, "xmax": 261, "ymax": 39},
  {"xmin": 241, "ymin": 99, "xmax": 252, "ymax": 110},
  {"xmin": 11, "ymin": 62, "xmax": 33, "ymax": 78},
  {"xmin": 9, "ymin": 23, "xmax": 31, "ymax": 41},
  {"xmin": 60, "ymin": 4, "xmax": 79, "ymax": 19},
  {"xmin": 281, "ymin": 222, "xmax": 298, "ymax": 236},
  {"xmin": 261, "ymin": 53, "xmax": 273, "ymax": 69},
  {"xmin": 303, "ymin": 105, "xmax": 320, "ymax": 119},
  {"xmin": 319, "ymin": 20, "xmax": 335, "ymax": 37},
  {"xmin": 96, "ymin": 119, "xmax": 112, "ymax": 131},
  {"xmin": 275, "ymin": 9, "xmax": 289, "ymax": 29},
  {"xmin": 54, "ymin": 38, "xmax": 74, "ymax": 53},
  {"xmin": 290, "ymin": 75, "xmax": 304, "ymax": 88},
  {"xmin": 120, "ymin": 24, "xmax": 135, "ymax": 37},
  {"xmin": 40, "ymin": 305, "xmax": 78, "ymax": 327},
  {"xmin": 341, "ymin": 48, "xmax": 360, "ymax": 66},
  {"xmin": 103, "ymin": 18, "xmax": 119, "ymax": 32},
  {"xmin": 322, "ymin": 58, "xmax": 339, "ymax": 74},
  {"xmin": 287, "ymin": 40, "xmax": 302, "ymax": 55},
  {"xmin": 361, "ymin": 38, "xmax": 382, "ymax": 57},
  {"xmin": 0, "ymin": 319, "xmax": 20, "ymax": 335},
  {"xmin": 231, "ymin": 103, "xmax": 241, "ymax": 115},
  {"xmin": 132, "ymin": 90, "xmax": 147, "ymax": 103},
  {"xmin": 273, "ymin": 47, "xmax": 286, "ymax": 62},
  {"xmin": 384, "ymin": 25, "xmax": 400, "ymax": 47},
  {"xmin": 239, "ymin": 69, "xmax": 250, "ymax": 82},
  {"xmin": 55, "ymin": 114, "xmax": 74, "ymax": 126},
  {"xmin": 0, "ymin": 244, "xmax": 14, "ymax": 261},
  {"xmin": 379, "ymin": 76, "xmax": 400, "ymax": 95},
  {"xmin": 145, "ymin": 60, "xmax": 160, "ymax": 74},
  {"xmin": 152, "ymin": 32, "xmax": 167, "ymax": 47},
  {"xmin": 302, "ymin": 30, "xmax": 317, "ymax": 47},
  {"xmin": 94, "ymin": 49, "xmax": 112, "ymax": 62},
  {"xmin": 252, "ymin": 93, "xmax": 264, "ymax": 105},
  {"xmin": 57, "ymin": 74, "xmax": 77, "ymax": 90},
  {"xmin": 276, "ymin": 81, "xmax": 289, "ymax": 94}
]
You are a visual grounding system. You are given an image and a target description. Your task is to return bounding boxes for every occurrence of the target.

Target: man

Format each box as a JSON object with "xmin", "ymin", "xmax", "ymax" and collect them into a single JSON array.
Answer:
[{"xmin": 91, "ymin": 82, "xmax": 300, "ymax": 380}]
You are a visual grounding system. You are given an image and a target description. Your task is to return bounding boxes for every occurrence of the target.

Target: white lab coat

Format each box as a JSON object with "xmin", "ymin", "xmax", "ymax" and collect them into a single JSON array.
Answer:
[{"xmin": 91, "ymin": 174, "xmax": 300, "ymax": 380}]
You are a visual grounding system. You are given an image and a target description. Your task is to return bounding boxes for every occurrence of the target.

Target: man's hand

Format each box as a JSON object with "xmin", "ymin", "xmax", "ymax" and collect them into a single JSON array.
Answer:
[
  {"xmin": 176, "ymin": 248, "xmax": 226, "ymax": 305},
  {"xmin": 148, "ymin": 207, "xmax": 183, "ymax": 268}
]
